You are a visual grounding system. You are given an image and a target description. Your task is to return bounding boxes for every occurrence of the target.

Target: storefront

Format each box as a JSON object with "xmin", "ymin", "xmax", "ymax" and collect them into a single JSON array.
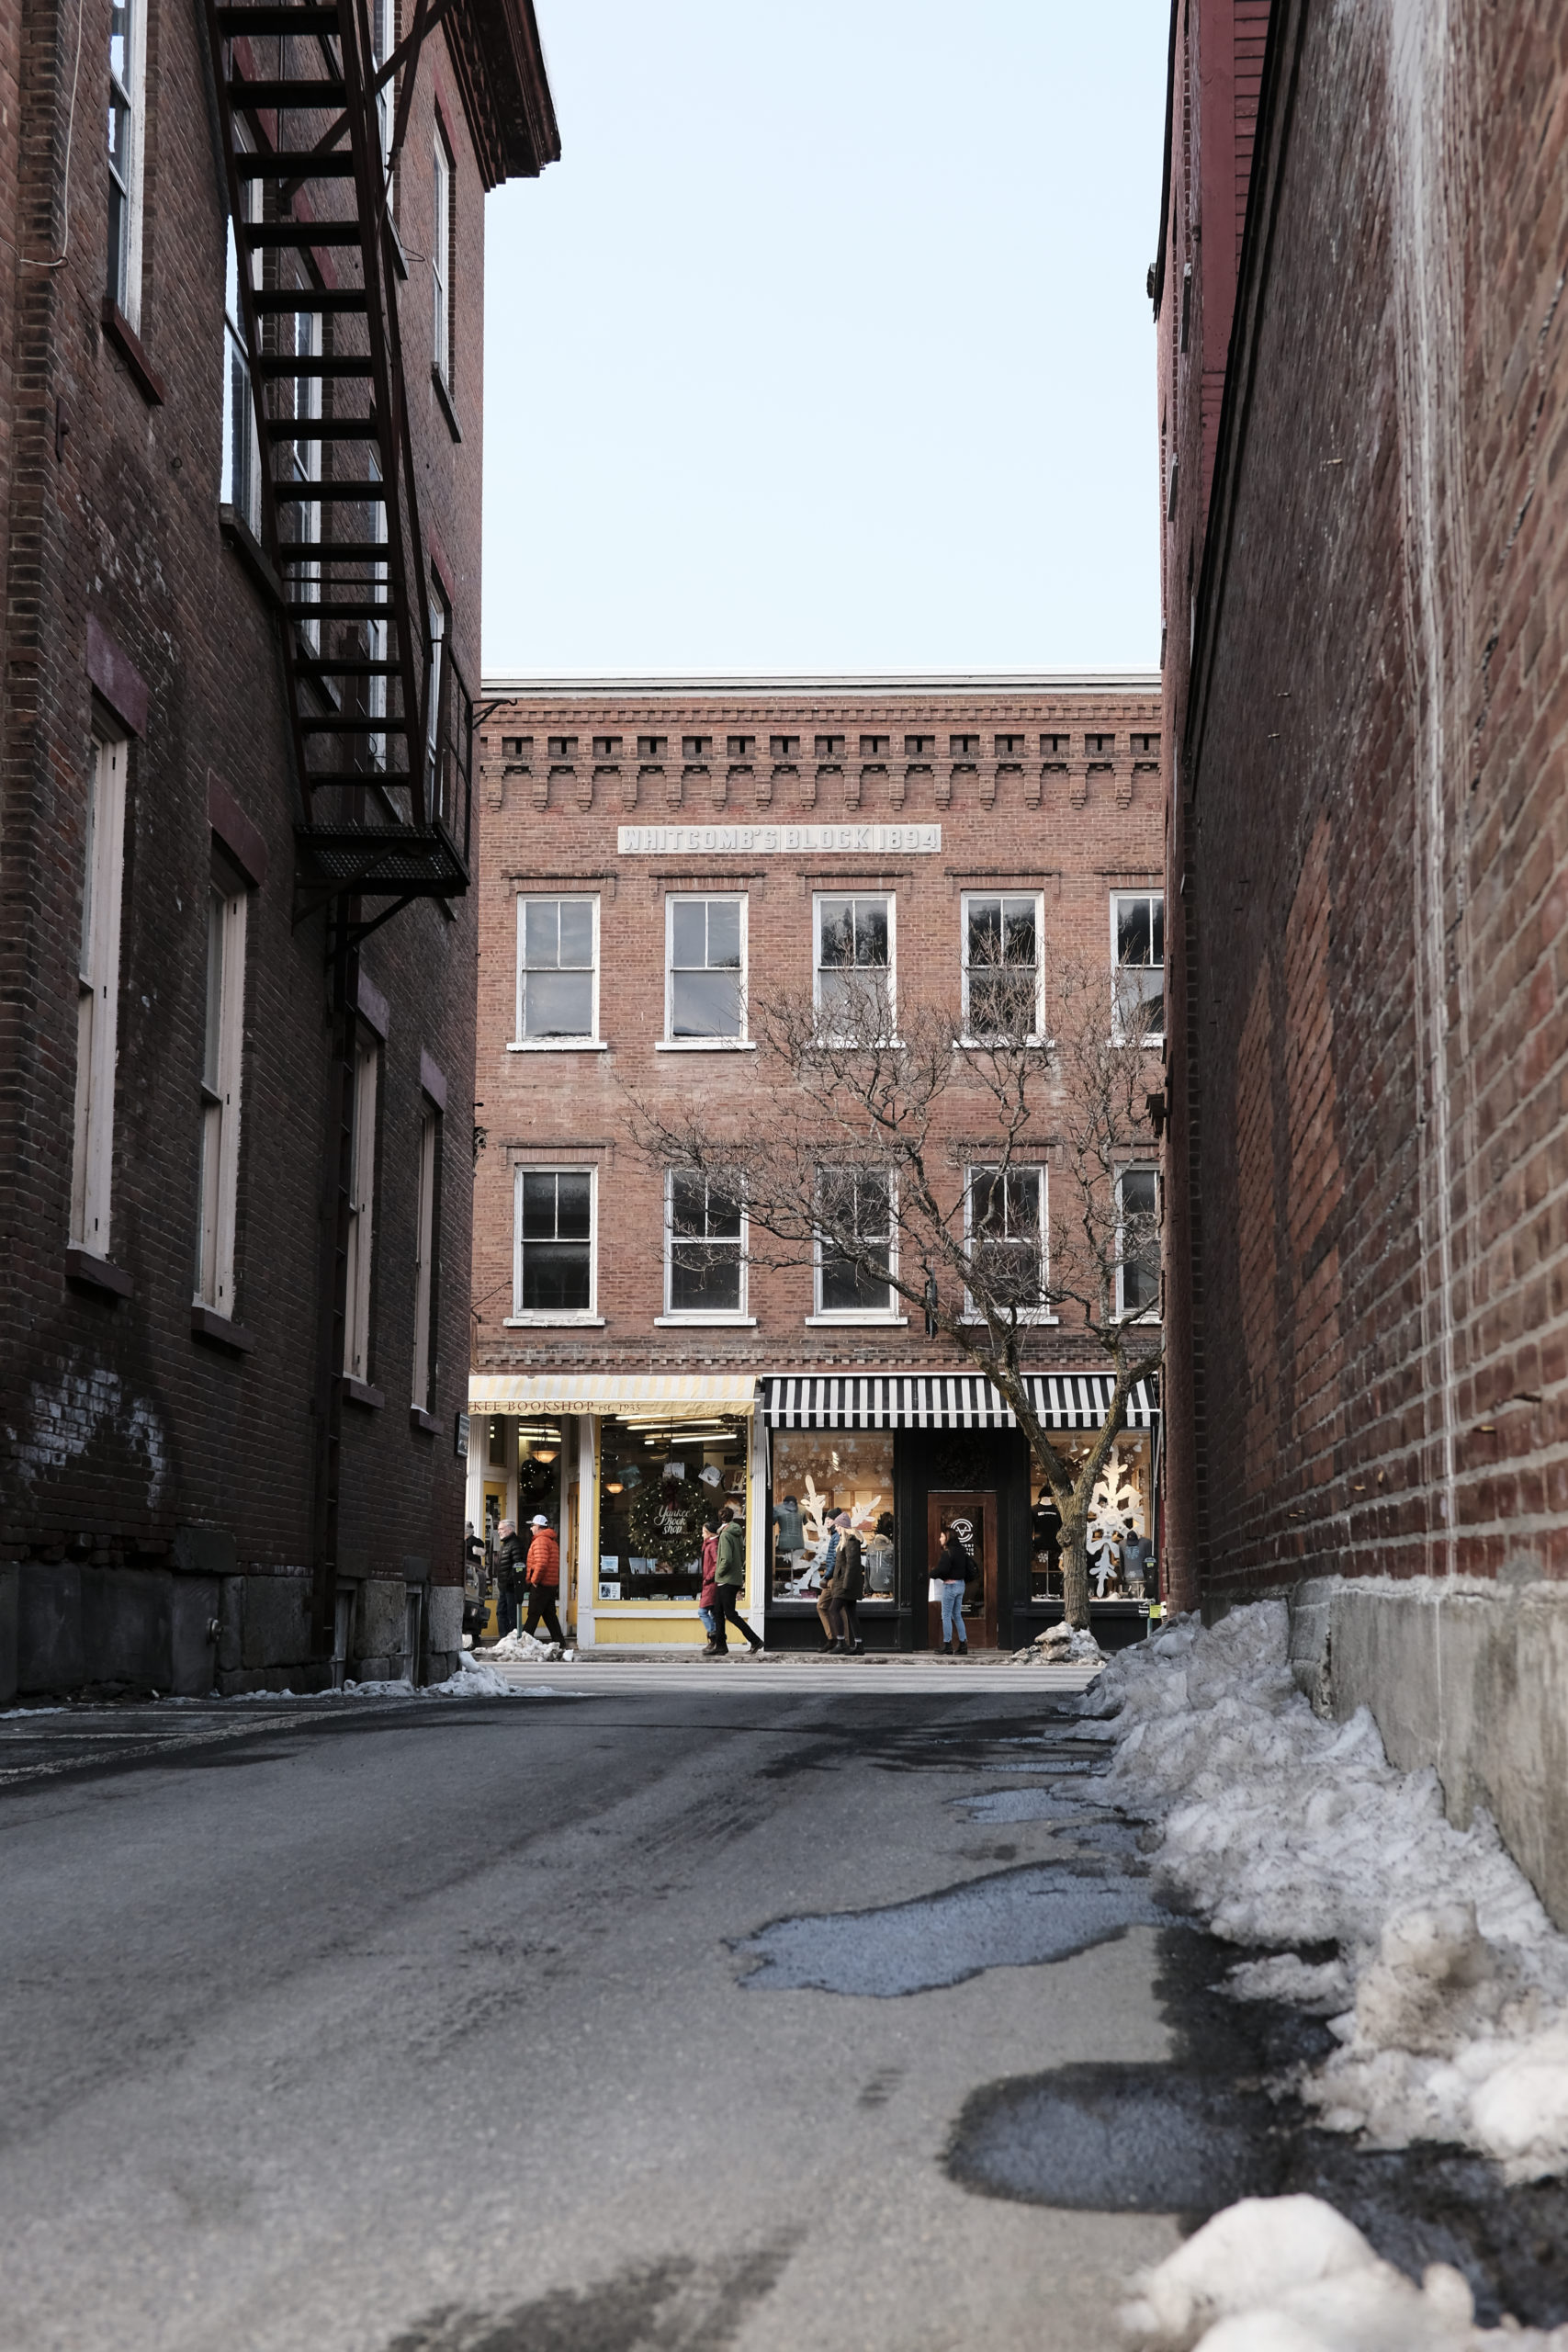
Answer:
[
  {"xmin": 760, "ymin": 1374, "xmax": 1160, "ymax": 1651},
  {"xmin": 466, "ymin": 1374, "xmax": 762, "ymax": 1645}
]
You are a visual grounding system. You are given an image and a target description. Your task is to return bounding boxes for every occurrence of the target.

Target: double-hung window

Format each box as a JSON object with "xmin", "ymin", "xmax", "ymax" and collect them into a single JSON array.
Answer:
[
  {"xmin": 221, "ymin": 147, "xmax": 262, "ymax": 534},
  {"xmin": 71, "ymin": 733, "xmax": 129, "ymax": 1259},
  {"xmin": 343, "ymin": 1035, "xmax": 379, "ymax": 1382},
  {"xmin": 1116, "ymin": 1167, "xmax": 1161, "ymax": 1319},
  {"xmin": 432, "ymin": 130, "xmax": 453, "ymax": 387},
  {"xmin": 665, "ymin": 1173, "xmax": 746, "ymax": 1317},
  {"xmin": 288, "ymin": 303, "xmax": 322, "ymax": 653},
  {"xmin": 514, "ymin": 1169, "xmax": 595, "ymax": 1317},
  {"xmin": 195, "ymin": 871, "xmax": 249, "ymax": 1314},
  {"xmin": 815, "ymin": 1169, "xmax": 895, "ymax": 1317},
  {"xmin": 814, "ymin": 894, "xmax": 893, "ymax": 1035},
  {"xmin": 1111, "ymin": 891, "xmax": 1166, "ymax": 1045},
  {"xmin": 107, "ymin": 0, "xmax": 145, "ymax": 323},
  {"xmin": 966, "ymin": 1167, "xmax": 1048, "ymax": 1318},
  {"xmin": 666, "ymin": 895, "xmax": 744, "ymax": 1042},
  {"xmin": 412, "ymin": 1106, "xmax": 441, "ymax": 1410},
  {"xmin": 514, "ymin": 896, "xmax": 598, "ymax": 1045},
  {"xmin": 962, "ymin": 892, "xmax": 1043, "ymax": 1040}
]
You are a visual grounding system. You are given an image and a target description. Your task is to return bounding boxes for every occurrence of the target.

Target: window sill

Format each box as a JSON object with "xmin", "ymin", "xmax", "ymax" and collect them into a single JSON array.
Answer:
[
  {"xmin": 191, "ymin": 1304, "xmax": 254, "ymax": 1352},
  {"xmin": 959, "ymin": 1311, "xmax": 1059, "ymax": 1326},
  {"xmin": 804, "ymin": 1312, "xmax": 908, "ymax": 1328},
  {"xmin": 953, "ymin": 1035, "xmax": 1048, "ymax": 1051},
  {"xmin": 432, "ymin": 365, "xmax": 463, "ymax": 443},
  {"xmin": 64, "ymin": 1247, "xmax": 132, "ymax": 1298},
  {"xmin": 101, "ymin": 298, "xmax": 165, "ymax": 404},
  {"xmin": 342, "ymin": 1376, "xmax": 385, "ymax": 1408},
  {"xmin": 654, "ymin": 1314, "xmax": 757, "ymax": 1327},
  {"xmin": 220, "ymin": 505, "xmax": 287, "ymax": 612},
  {"xmin": 410, "ymin": 1406, "xmax": 439, "ymax": 1434},
  {"xmin": 655, "ymin": 1039, "xmax": 756, "ymax": 1053},
  {"xmin": 507, "ymin": 1038, "xmax": 609, "ymax": 1053},
  {"xmin": 502, "ymin": 1314, "xmax": 606, "ymax": 1327}
]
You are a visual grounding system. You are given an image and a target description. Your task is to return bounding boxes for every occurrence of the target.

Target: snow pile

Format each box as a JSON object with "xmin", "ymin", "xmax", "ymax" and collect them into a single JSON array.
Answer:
[
  {"xmin": 424, "ymin": 1651, "xmax": 515, "ymax": 1697},
  {"xmin": 1015, "ymin": 1624, "xmax": 1105, "ymax": 1666},
  {"xmin": 1122, "ymin": 2194, "xmax": 1568, "ymax": 2349},
  {"xmin": 1082, "ymin": 1604, "xmax": 1568, "ymax": 2180},
  {"xmin": 484, "ymin": 1629, "xmax": 572, "ymax": 1662}
]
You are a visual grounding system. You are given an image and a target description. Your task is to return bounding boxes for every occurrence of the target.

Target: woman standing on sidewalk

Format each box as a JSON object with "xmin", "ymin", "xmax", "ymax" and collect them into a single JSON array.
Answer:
[{"xmin": 934, "ymin": 1524, "xmax": 971, "ymax": 1658}]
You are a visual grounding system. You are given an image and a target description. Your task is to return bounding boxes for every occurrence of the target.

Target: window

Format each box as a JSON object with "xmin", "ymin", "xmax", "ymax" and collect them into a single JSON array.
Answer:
[
  {"xmin": 593, "ymin": 735, "xmax": 621, "ymax": 758},
  {"xmin": 70, "ymin": 733, "xmax": 128, "ymax": 1258},
  {"xmin": 682, "ymin": 735, "xmax": 711, "ymax": 759},
  {"xmin": 950, "ymin": 733, "xmax": 979, "ymax": 758},
  {"xmin": 432, "ymin": 130, "xmax": 453, "ymax": 386},
  {"xmin": 814, "ymin": 894, "xmax": 893, "ymax": 1033},
  {"xmin": 515, "ymin": 1169, "xmax": 594, "ymax": 1315},
  {"xmin": 424, "ymin": 582, "xmax": 449, "ymax": 818},
  {"xmin": 667, "ymin": 895, "xmax": 744, "ymax": 1041},
  {"xmin": 287, "ymin": 303, "xmax": 322, "ymax": 653},
  {"xmin": 637, "ymin": 734, "xmax": 666, "ymax": 758},
  {"xmin": 221, "ymin": 160, "xmax": 262, "ymax": 534},
  {"xmin": 515, "ymin": 896, "xmax": 597, "ymax": 1043},
  {"xmin": 727, "ymin": 734, "xmax": 754, "ymax": 756},
  {"xmin": 344, "ymin": 1036, "xmax": 379, "ymax": 1381},
  {"xmin": 962, "ymin": 892, "xmax": 1043, "ymax": 1040},
  {"xmin": 770, "ymin": 734, "xmax": 799, "ymax": 757},
  {"xmin": 665, "ymin": 1173, "xmax": 745, "ymax": 1316},
  {"xmin": 967, "ymin": 1168, "xmax": 1047, "ymax": 1317},
  {"xmin": 195, "ymin": 874, "xmax": 249, "ymax": 1313},
  {"xmin": 905, "ymin": 734, "xmax": 933, "ymax": 757},
  {"xmin": 371, "ymin": 0, "xmax": 394, "ymax": 175},
  {"xmin": 1042, "ymin": 732, "xmax": 1070, "ymax": 756},
  {"xmin": 815, "ymin": 734, "xmax": 844, "ymax": 757},
  {"xmin": 1116, "ymin": 1167, "xmax": 1161, "ymax": 1319},
  {"xmin": 366, "ymin": 455, "xmax": 388, "ymax": 768},
  {"xmin": 996, "ymin": 734, "xmax": 1025, "ymax": 758},
  {"xmin": 1087, "ymin": 732, "xmax": 1115, "ymax": 756},
  {"xmin": 1112, "ymin": 892, "xmax": 1166, "ymax": 1044},
  {"xmin": 816, "ymin": 1169, "xmax": 895, "ymax": 1316},
  {"xmin": 547, "ymin": 735, "xmax": 578, "ymax": 759},
  {"xmin": 501, "ymin": 736, "xmax": 530, "ymax": 758},
  {"xmin": 770, "ymin": 1430, "xmax": 897, "ymax": 1604},
  {"xmin": 107, "ymin": 0, "xmax": 145, "ymax": 322},
  {"xmin": 859, "ymin": 734, "xmax": 889, "ymax": 757},
  {"xmin": 412, "ymin": 1108, "xmax": 441, "ymax": 1408},
  {"xmin": 1132, "ymin": 732, "xmax": 1161, "ymax": 757}
]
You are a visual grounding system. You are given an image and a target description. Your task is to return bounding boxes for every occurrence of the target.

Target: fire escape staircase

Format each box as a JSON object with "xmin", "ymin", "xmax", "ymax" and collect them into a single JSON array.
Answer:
[{"xmin": 206, "ymin": 0, "xmax": 470, "ymax": 946}]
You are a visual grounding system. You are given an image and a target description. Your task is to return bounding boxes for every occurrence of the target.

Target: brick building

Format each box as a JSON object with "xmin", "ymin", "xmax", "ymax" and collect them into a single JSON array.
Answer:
[
  {"xmin": 469, "ymin": 676, "xmax": 1164, "ymax": 1652},
  {"xmin": 1154, "ymin": 2, "xmax": 1568, "ymax": 1919},
  {"xmin": 0, "ymin": 0, "xmax": 558, "ymax": 1699}
]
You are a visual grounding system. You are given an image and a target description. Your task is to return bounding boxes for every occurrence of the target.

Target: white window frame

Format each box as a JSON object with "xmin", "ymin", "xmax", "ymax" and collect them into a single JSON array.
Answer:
[
  {"xmin": 807, "ymin": 1167, "xmax": 905, "ymax": 1326},
  {"xmin": 412, "ymin": 1105, "xmax": 439, "ymax": 1408},
  {"xmin": 658, "ymin": 1170, "xmax": 752, "ymax": 1325},
  {"xmin": 963, "ymin": 1164, "xmax": 1055, "ymax": 1323},
  {"xmin": 507, "ymin": 1163, "xmax": 603, "ymax": 1327},
  {"xmin": 221, "ymin": 144, "xmax": 263, "ymax": 534},
  {"xmin": 1115, "ymin": 1163, "xmax": 1162, "ymax": 1322},
  {"xmin": 367, "ymin": 454, "xmax": 388, "ymax": 768},
  {"xmin": 107, "ymin": 0, "xmax": 147, "ymax": 325},
  {"xmin": 960, "ymin": 889, "xmax": 1045, "ymax": 1044},
  {"xmin": 812, "ymin": 891, "xmax": 897, "ymax": 1041},
  {"xmin": 432, "ymin": 130, "xmax": 452, "ymax": 386},
  {"xmin": 288, "ymin": 302, "xmax": 322, "ymax": 654},
  {"xmin": 70, "ymin": 731, "xmax": 129, "ymax": 1259},
  {"xmin": 1111, "ymin": 889, "xmax": 1166, "ymax": 1046},
  {"xmin": 510, "ymin": 893, "xmax": 604, "ymax": 1050},
  {"xmin": 195, "ymin": 876, "xmax": 249, "ymax": 1314},
  {"xmin": 371, "ymin": 0, "xmax": 395, "ymax": 178},
  {"xmin": 659, "ymin": 891, "xmax": 751, "ymax": 1050},
  {"xmin": 343, "ymin": 1035, "xmax": 379, "ymax": 1382}
]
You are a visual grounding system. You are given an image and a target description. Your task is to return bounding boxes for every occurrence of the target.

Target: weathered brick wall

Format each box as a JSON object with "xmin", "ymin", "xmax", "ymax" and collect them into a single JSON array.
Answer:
[
  {"xmin": 1168, "ymin": 0, "xmax": 1568, "ymax": 1600},
  {"xmin": 470, "ymin": 684, "xmax": 1164, "ymax": 1385},
  {"xmin": 0, "ymin": 0, "xmax": 515, "ymax": 1687}
]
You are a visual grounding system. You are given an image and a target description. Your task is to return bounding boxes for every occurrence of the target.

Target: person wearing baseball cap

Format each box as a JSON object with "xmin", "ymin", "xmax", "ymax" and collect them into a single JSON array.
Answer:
[{"xmin": 523, "ymin": 1512, "xmax": 566, "ymax": 1651}]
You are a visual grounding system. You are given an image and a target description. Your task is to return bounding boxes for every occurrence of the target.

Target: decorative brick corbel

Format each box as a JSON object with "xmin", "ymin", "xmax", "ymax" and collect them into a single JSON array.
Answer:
[
  {"xmin": 1068, "ymin": 763, "xmax": 1089, "ymax": 808},
  {"xmin": 753, "ymin": 767, "xmax": 773, "ymax": 808},
  {"xmin": 935, "ymin": 763, "xmax": 954, "ymax": 808},
  {"xmin": 889, "ymin": 761, "xmax": 908, "ymax": 809},
  {"xmin": 1114, "ymin": 761, "xmax": 1134, "ymax": 808},
  {"xmin": 1024, "ymin": 765, "xmax": 1043, "ymax": 809},
  {"xmin": 977, "ymin": 759, "xmax": 998, "ymax": 808}
]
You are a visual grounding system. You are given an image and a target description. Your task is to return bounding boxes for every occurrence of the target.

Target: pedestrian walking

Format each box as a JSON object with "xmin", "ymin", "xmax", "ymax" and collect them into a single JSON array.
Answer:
[
  {"xmin": 462, "ymin": 1521, "xmax": 489, "ymax": 1643},
  {"xmin": 698, "ymin": 1514, "xmax": 722, "ymax": 1653},
  {"xmin": 711, "ymin": 1503, "xmax": 762, "ymax": 1655},
  {"xmin": 523, "ymin": 1512, "xmax": 567, "ymax": 1650},
  {"xmin": 826, "ymin": 1511, "xmax": 864, "ymax": 1653},
  {"xmin": 934, "ymin": 1523, "xmax": 972, "ymax": 1657},
  {"xmin": 814, "ymin": 1518, "xmax": 841, "ymax": 1651},
  {"xmin": 494, "ymin": 1518, "xmax": 522, "ymax": 1639}
]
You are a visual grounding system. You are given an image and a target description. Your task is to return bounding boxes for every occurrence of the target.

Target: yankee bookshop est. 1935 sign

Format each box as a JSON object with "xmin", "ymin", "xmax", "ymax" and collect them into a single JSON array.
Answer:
[{"xmin": 616, "ymin": 824, "xmax": 942, "ymax": 856}]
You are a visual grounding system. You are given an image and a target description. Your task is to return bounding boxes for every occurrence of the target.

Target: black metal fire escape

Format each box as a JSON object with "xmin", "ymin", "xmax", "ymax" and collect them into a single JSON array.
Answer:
[{"xmin": 206, "ymin": 0, "xmax": 472, "ymax": 946}]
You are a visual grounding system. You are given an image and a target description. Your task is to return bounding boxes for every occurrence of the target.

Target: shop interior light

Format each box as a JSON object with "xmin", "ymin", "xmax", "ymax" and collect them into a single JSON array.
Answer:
[
  {"xmin": 604, "ymin": 1479, "xmax": 624, "ymax": 1494},
  {"xmin": 531, "ymin": 1445, "xmax": 558, "ymax": 1464}
]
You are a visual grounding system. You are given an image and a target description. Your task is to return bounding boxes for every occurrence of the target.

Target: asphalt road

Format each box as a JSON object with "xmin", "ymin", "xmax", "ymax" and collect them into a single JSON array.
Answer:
[{"xmin": 0, "ymin": 1668, "xmax": 1182, "ymax": 2352}]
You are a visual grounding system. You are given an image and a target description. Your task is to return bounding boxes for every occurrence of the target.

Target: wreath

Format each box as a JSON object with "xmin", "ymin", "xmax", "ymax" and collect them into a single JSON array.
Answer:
[
  {"xmin": 515, "ymin": 1455, "xmax": 555, "ymax": 1521},
  {"xmin": 627, "ymin": 1472, "xmax": 710, "ymax": 1566}
]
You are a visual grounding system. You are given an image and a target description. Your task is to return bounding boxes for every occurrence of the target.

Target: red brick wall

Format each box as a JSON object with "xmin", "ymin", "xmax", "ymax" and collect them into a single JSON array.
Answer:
[
  {"xmin": 1160, "ymin": 0, "xmax": 1568, "ymax": 1600},
  {"xmin": 471, "ymin": 684, "xmax": 1163, "ymax": 1385}
]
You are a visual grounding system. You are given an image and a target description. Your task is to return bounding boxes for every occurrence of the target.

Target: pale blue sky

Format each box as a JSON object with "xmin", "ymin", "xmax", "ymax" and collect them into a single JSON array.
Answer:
[{"xmin": 480, "ymin": 1, "xmax": 1168, "ymax": 677}]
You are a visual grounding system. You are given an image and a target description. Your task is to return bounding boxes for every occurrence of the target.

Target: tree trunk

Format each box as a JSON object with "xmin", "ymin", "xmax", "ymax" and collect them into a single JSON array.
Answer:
[{"xmin": 1059, "ymin": 1506, "xmax": 1091, "ymax": 1630}]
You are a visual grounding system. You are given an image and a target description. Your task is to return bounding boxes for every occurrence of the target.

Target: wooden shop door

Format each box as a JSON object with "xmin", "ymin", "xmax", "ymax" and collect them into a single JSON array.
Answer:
[{"xmin": 926, "ymin": 1491, "xmax": 998, "ymax": 1649}]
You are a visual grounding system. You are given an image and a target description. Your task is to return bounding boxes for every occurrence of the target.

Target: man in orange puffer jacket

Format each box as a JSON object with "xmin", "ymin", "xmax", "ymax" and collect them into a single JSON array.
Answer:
[{"xmin": 524, "ymin": 1513, "xmax": 567, "ymax": 1651}]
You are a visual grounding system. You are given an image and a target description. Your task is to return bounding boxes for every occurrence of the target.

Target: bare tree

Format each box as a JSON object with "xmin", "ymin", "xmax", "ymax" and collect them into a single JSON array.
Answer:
[{"xmin": 626, "ymin": 924, "xmax": 1162, "ymax": 1630}]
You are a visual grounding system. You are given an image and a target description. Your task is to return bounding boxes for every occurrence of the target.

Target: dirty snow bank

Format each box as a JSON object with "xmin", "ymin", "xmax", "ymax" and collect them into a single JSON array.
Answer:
[
  {"xmin": 1081, "ymin": 1604, "xmax": 1568, "ymax": 2181},
  {"xmin": 1122, "ymin": 2193, "xmax": 1568, "ymax": 2350},
  {"xmin": 484, "ymin": 1629, "xmax": 574, "ymax": 1663}
]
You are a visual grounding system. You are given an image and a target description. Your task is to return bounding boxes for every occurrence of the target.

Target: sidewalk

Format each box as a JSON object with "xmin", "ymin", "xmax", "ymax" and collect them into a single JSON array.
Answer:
[{"xmin": 489, "ymin": 1646, "xmax": 1101, "ymax": 1693}]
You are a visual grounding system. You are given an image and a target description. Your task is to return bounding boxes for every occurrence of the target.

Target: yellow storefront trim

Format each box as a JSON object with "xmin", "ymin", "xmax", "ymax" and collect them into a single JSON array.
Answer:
[{"xmin": 468, "ymin": 1373, "xmax": 757, "ymax": 1417}]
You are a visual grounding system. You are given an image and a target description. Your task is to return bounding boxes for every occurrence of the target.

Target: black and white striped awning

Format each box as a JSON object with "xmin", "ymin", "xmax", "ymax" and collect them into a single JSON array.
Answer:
[{"xmin": 761, "ymin": 1374, "xmax": 1158, "ymax": 1432}]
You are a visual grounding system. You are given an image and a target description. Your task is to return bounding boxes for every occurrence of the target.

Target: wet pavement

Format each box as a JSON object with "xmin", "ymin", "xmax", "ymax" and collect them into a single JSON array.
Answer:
[{"xmin": 2, "ymin": 1677, "xmax": 1563, "ymax": 2348}]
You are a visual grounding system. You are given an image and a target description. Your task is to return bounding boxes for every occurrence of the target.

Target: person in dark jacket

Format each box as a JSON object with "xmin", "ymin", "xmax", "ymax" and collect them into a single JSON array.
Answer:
[
  {"xmin": 710, "ymin": 1504, "xmax": 762, "ymax": 1655},
  {"xmin": 814, "ymin": 1519, "xmax": 840, "ymax": 1651},
  {"xmin": 935, "ymin": 1524, "xmax": 972, "ymax": 1657},
  {"xmin": 826, "ymin": 1511, "xmax": 864, "ymax": 1653},
  {"xmin": 697, "ymin": 1515, "xmax": 722, "ymax": 1653},
  {"xmin": 494, "ymin": 1518, "xmax": 522, "ymax": 1638}
]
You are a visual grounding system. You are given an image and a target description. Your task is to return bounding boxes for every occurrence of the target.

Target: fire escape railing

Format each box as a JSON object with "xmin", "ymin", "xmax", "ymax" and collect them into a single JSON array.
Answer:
[{"xmin": 206, "ymin": 0, "xmax": 469, "ymax": 942}]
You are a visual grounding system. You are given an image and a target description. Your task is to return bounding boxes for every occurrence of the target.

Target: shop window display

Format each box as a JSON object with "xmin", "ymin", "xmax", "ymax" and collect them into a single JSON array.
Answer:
[
  {"xmin": 770, "ymin": 1431, "xmax": 896, "ymax": 1602},
  {"xmin": 596, "ymin": 1415, "xmax": 747, "ymax": 1600},
  {"xmin": 1030, "ymin": 1438, "xmax": 1153, "ymax": 1600}
]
